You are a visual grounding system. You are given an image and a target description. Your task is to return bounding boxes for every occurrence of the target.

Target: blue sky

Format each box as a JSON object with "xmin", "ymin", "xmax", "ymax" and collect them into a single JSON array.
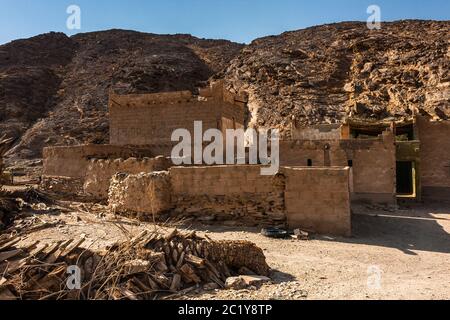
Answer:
[{"xmin": 0, "ymin": 0, "xmax": 449, "ymax": 44}]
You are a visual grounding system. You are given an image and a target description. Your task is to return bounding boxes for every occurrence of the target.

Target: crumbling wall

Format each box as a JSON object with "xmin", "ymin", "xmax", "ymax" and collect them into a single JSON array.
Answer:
[
  {"xmin": 83, "ymin": 156, "xmax": 171, "ymax": 200},
  {"xmin": 417, "ymin": 116, "xmax": 450, "ymax": 201},
  {"xmin": 169, "ymin": 165, "xmax": 286, "ymax": 227},
  {"xmin": 108, "ymin": 171, "xmax": 172, "ymax": 220},
  {"xmin": 283, "ymin": 167, "xmax": 351, "ymax": 236},
  {"xmin": 280, "ymin": 130, "xmax": 396, "ymax": 205}
]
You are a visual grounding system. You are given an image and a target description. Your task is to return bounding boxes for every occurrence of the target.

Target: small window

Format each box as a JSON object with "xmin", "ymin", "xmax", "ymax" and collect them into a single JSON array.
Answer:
[
  {"xmin": 348, "ymin": 160, "xmax": 353, "ymax": 167},
  {"xmin": 307, "ymin": 159, "xmax": 313, "ymax": 167}
]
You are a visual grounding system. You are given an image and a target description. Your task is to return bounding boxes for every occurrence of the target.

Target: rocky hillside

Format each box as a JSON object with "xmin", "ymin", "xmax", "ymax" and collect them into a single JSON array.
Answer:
[
  {"xmin": 0, "ymin": 30, "xmax": 244, "ymax": 160},
  {"xmin": 1, "ymin": 21, "xmax": 449, "ymax": 161},
  {"xmin": 217, "ymin": 20, "xmax": 449, "ymax": 135}
]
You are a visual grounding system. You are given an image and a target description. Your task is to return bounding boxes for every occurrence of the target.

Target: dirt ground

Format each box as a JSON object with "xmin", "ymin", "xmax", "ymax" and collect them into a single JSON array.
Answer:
[{"xmin": 6, "ymin": 191, "xmax": 450, "ymax": 300}]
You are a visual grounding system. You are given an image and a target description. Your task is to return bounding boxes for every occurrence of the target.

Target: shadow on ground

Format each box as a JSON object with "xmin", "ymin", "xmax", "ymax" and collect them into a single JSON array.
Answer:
[
  {"xmin": 343, "ymin": 204, "xmax": 450, "ymax": 255},
  {"xmin": 177, "ymin": 204, "xmax": 450, "ymax": 255}
]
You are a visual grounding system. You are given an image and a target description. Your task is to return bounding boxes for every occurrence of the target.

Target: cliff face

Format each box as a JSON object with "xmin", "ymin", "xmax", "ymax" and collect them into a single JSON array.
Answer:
[
  {"xmin": 0, "ymin": 30, "xmax": 244, "ymax": 159},
  {"xmin": 217, "ymin": 20, "xmax": 449, "ymax": 135}
]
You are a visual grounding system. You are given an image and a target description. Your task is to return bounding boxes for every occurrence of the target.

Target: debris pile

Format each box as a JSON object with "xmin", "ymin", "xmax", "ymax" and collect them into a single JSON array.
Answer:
[{"xmin": 0, "ymin": 229, "xmax": 270, "ymax": 300}]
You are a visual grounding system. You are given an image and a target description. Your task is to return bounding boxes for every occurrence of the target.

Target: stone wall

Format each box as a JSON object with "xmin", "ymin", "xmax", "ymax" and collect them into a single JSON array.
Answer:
[
  {"xmin": 109, "ymin": 82, "xmax": 246, "ymax": 153},
  {"xmin": 83, "ymin": 156, "xmax": 171, "ymax": 200},
  {"xmin": 107, "ymin": 165, "xmax": 352, "ymax": 236},
  {"xmin": 169, "ymin": 165, "xmax": 286, "ymax": 227},
  {"xmin": 417, "ymin": 116, "xmax": 450, "ymax": 201},
  {"xmin": 283, "ymin": 167, "xmax": 351, "ymax": 237},
  {"xmin": 280, "ymin": 130, "xmax": 396, "ymax": 206},
  {"xmin": 108, "ymin": 172, "xmax": 172, "ymax": 220}
]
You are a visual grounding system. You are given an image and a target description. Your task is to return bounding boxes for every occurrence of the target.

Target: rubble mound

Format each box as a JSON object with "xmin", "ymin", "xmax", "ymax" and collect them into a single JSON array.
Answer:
[
  {"xmin": 0, "ymin": 30, "xmax": 244, "ymax": 160},
  {"xmin": 0, "ymin": 229, "xmax": 270, "ymax": 300},
  {"xmin": 217, "ymin": 20, "xmax": 449, "ymax": 135}
]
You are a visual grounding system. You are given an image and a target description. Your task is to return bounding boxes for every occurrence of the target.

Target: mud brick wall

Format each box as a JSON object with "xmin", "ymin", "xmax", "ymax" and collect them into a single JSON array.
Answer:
[
  {"xmin": 43, "ymin": 145, "xmax": 155, "ymax": 179},
  {"xmin": 417, "ymin": 116, "xmax": 450, "ymax": 201},
  {"xmin": 169, "ymin": 165, "xmax": 286, "ymax": 227},
  {"xmin": 107, "ymin": 165, "xmax": 352, "ymax": 236},
  {"xmin": 84, "ymin": 156, "xmax": 171, "ymax": 200},
  {"xmin": 283, "ymin": 167, "xmax": 351, "ymax": 236},
  {"xmin": 291, "ymin": 124, "xmax": 342, "ymax": 140},
  {"xmin": 110, "ymin": 98, "xmax": 221, "ymax": 146},
  {"xmin": 108, "ymin": 172, "xmax": 172, "ymax": 220},
  {"xmin": 109, "ymin": 83, "xmax": 246, "ymax": 153},
  {"xmin": 280, "ymin": 130, "xmax": 396, "ymax": 206}
]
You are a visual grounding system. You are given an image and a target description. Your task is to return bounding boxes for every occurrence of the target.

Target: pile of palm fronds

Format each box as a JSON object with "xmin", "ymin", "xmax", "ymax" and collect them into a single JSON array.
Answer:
[{"xmin": 0, "ymin": 229, "xmax": 270, "ymax": 300}]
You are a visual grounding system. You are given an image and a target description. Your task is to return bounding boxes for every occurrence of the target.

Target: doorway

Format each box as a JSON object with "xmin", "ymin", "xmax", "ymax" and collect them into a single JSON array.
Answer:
[{"xmin": 396, "ymin": 161, "xmax": 416, "ymax": 197}]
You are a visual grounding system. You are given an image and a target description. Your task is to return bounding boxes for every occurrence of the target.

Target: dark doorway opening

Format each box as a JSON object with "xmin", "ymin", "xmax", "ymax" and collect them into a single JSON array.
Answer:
[
  {"xmin": 396, "ymin": 161, "xmax": 415, "ymax": 196},
  {"xmin": 396, "ymin": 124, "xmax": 415, "ymax": 141}
]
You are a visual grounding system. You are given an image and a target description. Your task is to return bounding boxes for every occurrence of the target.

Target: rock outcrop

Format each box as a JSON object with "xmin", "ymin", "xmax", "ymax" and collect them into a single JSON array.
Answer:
[{"xmin": 217, "ymin": 20, "xmax": 449, "ymax": 136}]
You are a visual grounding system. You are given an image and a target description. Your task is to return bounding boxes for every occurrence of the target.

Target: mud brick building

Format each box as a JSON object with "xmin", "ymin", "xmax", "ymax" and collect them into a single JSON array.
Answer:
[
  {"xmin": 109, "ymin": 82, "xmax": 246, "ymax": 156},
  {"xmin": 41, "ymin": 82, "xmax": 450, "ymax": 236}
]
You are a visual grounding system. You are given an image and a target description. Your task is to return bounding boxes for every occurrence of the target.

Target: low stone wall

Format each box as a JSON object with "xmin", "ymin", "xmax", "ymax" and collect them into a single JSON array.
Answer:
[
  {"xmin": 169, "ymin": 166, "xmax": 286, "ymax": 227},
  {"xmin": 107, "ymin": 165, "xmax": 352, "ymax": 236},
  {"xmin": 83, "ymin": 156, "xmax": 170, "ymax": 200},
  {"xmin": 170, "ymin": 165, "xmax": 285, "ymax": 225},
  {"xmin": 108, "ymin": 172, "xmax": 172, "ymax": 220}
]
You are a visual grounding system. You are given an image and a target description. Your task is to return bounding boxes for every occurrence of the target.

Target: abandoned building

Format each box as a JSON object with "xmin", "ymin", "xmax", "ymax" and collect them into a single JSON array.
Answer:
[{"xmin": 40, "ymin": 82, "xmax": 450, "ymax": 237}]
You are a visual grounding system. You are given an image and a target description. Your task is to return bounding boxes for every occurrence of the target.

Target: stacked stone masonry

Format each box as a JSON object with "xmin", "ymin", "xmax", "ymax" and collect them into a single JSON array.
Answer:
[
  {"xmin": 109, "ymin": 171, "xmax": 172, "ymax": 220},
  {"xmin": 84, "ymin": 156, "xmax": 171, "ymax": 200},
  {"xmin": 107, "ymin": 165, "xmax": 352, "ymax": 236},
  {"xmin": 170, "ymin": 165, "xmax": 286, "ymax": 227}
]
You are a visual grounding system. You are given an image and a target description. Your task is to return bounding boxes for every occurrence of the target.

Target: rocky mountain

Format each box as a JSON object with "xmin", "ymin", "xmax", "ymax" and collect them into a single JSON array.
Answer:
[
  {"xmin": 217, "ymin": 20, "xmax": 449, "ymax": 135},
  {"xmin": 1, "ymin": 21, "xmax": 449, "ymax": 161},
  {"xmin": 0, "ymin": 30, "xmax": 244, "ymax": 160}
]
